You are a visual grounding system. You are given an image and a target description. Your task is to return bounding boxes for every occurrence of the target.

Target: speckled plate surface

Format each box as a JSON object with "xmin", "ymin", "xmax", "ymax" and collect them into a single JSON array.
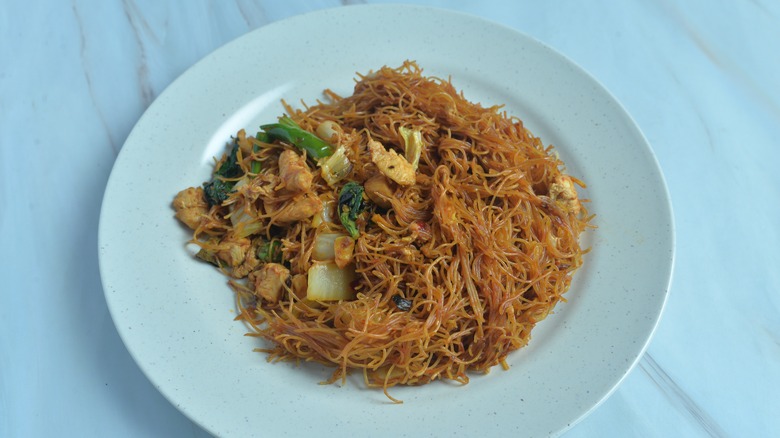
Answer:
[{"xmin": 98, "ymin": 5, "xmax": 674, "ymax": 437}]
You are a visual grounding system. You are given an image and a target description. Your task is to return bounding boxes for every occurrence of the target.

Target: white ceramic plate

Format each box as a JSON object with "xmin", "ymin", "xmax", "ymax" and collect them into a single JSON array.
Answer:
[{"xmin": 99, "ymin": 5, "xmax": 673, "ymax": 437}]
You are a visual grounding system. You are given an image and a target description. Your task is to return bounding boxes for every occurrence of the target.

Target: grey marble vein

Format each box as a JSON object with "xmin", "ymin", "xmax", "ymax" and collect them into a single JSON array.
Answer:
[
  {"xmin": 71, "ymin": 0, "xmax": 119, "ymax": 155},
  {"xmin": 235, "ymin": 0, "xmax": 269, "ymax": 29},
  {"xmin": 121, "ymin": 0, "xmax": 156, "ymax": 108},
  {"xmin": 640, "ymin": 354, "xmax": 728, "ymax": 438},
  {"xmin": 659, "ymin": 0, "xmax": 780, "ymax": 119}
]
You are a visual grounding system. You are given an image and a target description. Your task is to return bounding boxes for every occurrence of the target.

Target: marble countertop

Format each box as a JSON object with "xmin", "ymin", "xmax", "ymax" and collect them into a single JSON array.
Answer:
[{"xmin": 2, "ymin": 1, "xmax": 778, "ymax": 437}]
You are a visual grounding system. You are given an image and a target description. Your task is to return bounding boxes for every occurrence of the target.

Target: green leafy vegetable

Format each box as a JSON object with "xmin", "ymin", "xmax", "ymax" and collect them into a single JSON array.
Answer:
[
  {"xmin": 256, "ymin": 238, "xmax": 283, "ymax": 263},
  {"xmin": 338, "ymin": 182, "xmax": 365, "ymax": 239},
  {"xmin": 203, "ymin": 178, "xmax": 234, "ymax": 207},
  {"xmin": 250, "ymin": 150, "xmax": 262, "ymax": 174},
  {"xmin": 203, "ymin": 142, "xmax": 243, "ymax": 207},
  {"xmin": 260, "ymin": 116, "xmax": 334, "ymax": 160},
  {"xmin": 215, "ymin": 142, "xmax": 243, "ymax": 178}
]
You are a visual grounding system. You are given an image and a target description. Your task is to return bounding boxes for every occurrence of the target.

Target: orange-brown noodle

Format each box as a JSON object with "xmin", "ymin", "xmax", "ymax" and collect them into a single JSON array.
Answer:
[{"xmin": 174, "ymin": 61, "xmax": 591, "ymax": 403}]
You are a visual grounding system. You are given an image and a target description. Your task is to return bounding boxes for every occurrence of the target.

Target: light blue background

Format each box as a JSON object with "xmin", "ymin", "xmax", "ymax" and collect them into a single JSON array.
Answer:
[{"xmin": 2, "ymin": 1, "xmax": 778, "ymax": 436}]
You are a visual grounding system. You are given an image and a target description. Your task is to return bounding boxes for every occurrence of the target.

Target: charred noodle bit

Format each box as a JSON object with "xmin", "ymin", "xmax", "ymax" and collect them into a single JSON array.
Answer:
[
  {"xmin": 391, "ymin": 294, "xmax": 413, "ymax": 312},
  {"xmin": 172, "ymin": 61, "xmax": 592, "ymax": 403}
]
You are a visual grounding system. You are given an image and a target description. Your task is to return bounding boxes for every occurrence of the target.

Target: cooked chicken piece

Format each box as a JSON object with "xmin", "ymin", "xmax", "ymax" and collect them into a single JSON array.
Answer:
[
  {"xmin": 269, "ymin": 193, "xmax": 323, "ymax": 223},
  {"xmin": 368, "ymin": 139, "xmax": 416, "ymax": 186},
  {"xmin": 364, "ymin": 174, "xmax": 395, "ymax": 209},
  {"xmin": 216, "ymin": 236, "xmax": 251, "ymax": 267},
  {"xmin": 291, "ymin": 274, "xmax": 308, "ymax": 299},
  {"xmin": 250, "ymin": 263, "xmax": 290, "ymax": 303},
  {"xmin": 278, "ymin": 150, "xmax": 313, "ymax": 193},
  {"xmin": 549, "ymin": 175, "xmax": 581, "ymax": 214},
  {"xmin": 199, "ymin": 211, "xmax": 229, "ymax": 234},
  {"xmin": 241, "ymin": 173, "xmax": 280, "ymax": 203},
  {"xmin": 333, "ymin": 236, "xmax": 355, "ymax": 269},
  {"xmin": 172, "ymin": 187, "xmax": 209, "ymax": 230},
  {"xmin": 232, "ymin": 243, "xmax": 260, "ymax": 278}
]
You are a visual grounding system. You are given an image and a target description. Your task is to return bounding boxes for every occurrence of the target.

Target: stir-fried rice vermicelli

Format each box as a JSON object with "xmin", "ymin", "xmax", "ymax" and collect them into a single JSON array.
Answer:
[{"xmin": 172, "ymin": 61, "xmax": 591, "ymax": 402}]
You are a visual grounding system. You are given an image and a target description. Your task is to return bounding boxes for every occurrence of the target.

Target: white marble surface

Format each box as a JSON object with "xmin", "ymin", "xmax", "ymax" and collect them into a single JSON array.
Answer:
[{"xmin": 1, "ymin": 1, "xmax": 777, "ymax": 437}]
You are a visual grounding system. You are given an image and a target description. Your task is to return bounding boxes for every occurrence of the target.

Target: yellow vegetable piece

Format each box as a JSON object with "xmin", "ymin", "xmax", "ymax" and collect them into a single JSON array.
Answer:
[
  {"xmin": 399, "ymin": 126, "xmax": 423, "ymax": 170},
  {"xmin": 306, "ymin": 261, "xmax": 356, "ymax": 301}
]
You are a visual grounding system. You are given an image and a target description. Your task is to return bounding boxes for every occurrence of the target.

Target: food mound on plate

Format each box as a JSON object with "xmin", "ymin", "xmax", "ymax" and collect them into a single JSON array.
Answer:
[{"xmin": 172, "ymin": 61, "xmax": 591, "ymax": 402}]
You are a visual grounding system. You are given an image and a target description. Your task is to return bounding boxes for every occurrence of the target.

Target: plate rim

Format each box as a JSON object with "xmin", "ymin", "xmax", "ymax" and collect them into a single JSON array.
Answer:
[{"xmin": 98, "ymin": 4, "xmax": 675, "ymax": 437}]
